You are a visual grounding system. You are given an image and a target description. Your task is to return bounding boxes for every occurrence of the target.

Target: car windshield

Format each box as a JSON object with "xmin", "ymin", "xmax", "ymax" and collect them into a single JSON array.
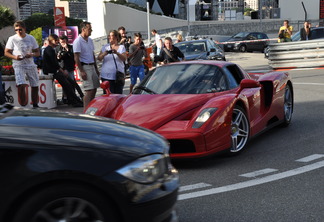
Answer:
[
  {"xmin": 134, "ymin": 64, "xmax": 226, "ymax": 94},
  {"xmin": 232, "ymin": 32, "xmax": 249, "ymax": 38},
  {"xmin": 175, "ymin": 42, "xmax": 206, "ymax": 56}
]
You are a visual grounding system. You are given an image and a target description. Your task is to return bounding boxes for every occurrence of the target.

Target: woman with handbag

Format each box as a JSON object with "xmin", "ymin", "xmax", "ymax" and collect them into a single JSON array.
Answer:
[{"xmin": 97, "ymin": 30, "xmax": 127, "ymax": 94}]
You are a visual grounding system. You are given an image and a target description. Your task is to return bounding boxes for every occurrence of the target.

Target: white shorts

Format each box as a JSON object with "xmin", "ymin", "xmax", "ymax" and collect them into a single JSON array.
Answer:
[
  {"xmin": 82, "ymin": 65, "xmax": 100, "ymax": 90},
  {"xmin": 13, "ymin": 65, "xmax": 39, "ymax": 87}
]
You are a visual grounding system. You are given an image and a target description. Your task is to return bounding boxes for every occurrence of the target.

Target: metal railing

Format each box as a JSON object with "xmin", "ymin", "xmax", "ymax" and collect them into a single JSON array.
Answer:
[{"xmin": 268, "ymin": 39, "xmax": 324, "ymax": 69}]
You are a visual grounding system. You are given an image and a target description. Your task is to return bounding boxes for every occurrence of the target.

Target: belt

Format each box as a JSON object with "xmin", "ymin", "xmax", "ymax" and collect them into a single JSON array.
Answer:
[{"xmin": 81, "ymin": 62, "xmax": 95, "ymax": 66}]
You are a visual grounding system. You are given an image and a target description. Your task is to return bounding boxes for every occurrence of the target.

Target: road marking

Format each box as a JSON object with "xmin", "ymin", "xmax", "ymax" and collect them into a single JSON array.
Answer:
[
  {"xmin": 178, "ymin": 160, "xmax": 324, "ymax": 201},
  {"xmin": 179, "ymin": 183, "xmax": 212, "ymax": 192},
  {"xmin": 293, "ymin": 83, "xmax": 324, "ymax": 86},
  {"xmin": 296, "ymin": 154, "xmax": 324, "ymax": 163},
  {"xmin": 239, "ymin": 168, "xmax": 278, "ymax": 178}
]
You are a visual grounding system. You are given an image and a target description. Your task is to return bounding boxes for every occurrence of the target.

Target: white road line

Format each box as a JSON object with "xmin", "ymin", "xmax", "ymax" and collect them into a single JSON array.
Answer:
[
  {"xmin": 178, "ymin": 160, "xmax": 324, "ymax": 201},
  {"xmin": 239, "ymin": 168, "xmax": 278, "ymax": 178},
  {"xmin": 293, "ymin": 83, "xmax": 324, "ymax": 86},
  {"xmin": 296, "ymin": 154, "xmax": 324, "ymax": 163},
  {"xmin": 179, "ymin": 183, "xmax": 212, "ymax": 192}
]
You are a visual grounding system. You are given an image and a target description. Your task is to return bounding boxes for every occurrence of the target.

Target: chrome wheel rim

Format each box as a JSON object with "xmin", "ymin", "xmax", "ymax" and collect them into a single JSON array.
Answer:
[
  {"xmin": 284, "ymin": 86, "xmax": 293, "ymax": 122},
  {"xmin": 32, "ymin": 197, "xmax": 104, "ymax": 222},
  {"xmin": 230, "ymin": 108, "xmax": 249, "ymax": 152}
]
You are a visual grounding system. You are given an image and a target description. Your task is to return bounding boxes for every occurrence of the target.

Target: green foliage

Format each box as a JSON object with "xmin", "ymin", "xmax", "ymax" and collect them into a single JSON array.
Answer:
[
  {"xmin": 0, "ymin": 5, "xmax": 16, "ymax": 30},
  {"xmin": 30, "ymin": 27, "xmax": 42, "ymax": 47},
  {"xmin": 244, "ymin": 8, "xmax": 254, "ymax": 16},
  {"xmin": 23, "ymin": 13, "xmax": 83, "ymax": 33},
  {"xmin": 24, "ymin": 13, "xmax": 54, "ymax": 32}
]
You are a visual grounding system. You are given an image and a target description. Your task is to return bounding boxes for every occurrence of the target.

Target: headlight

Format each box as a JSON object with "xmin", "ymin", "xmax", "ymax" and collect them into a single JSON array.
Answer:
[
  {"xmin": 85, "ymin": 107, "xmax": 98, "ymax": 115},
  {"xmin": 117, "ymin": 154, "xmax": 168, "ymax": 184},
  {"xmin": 192, "ymin": 108, "xmax": 217, "ymax": 128}
]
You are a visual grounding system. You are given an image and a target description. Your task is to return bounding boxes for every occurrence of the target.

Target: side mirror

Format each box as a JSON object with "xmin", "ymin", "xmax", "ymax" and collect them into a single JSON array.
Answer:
[
  {"xmin": 240, "ymin": 79, "xmax": 260, "ymax": 89},
  {"xmin": 100, "ymin": 81, "xmax": 111, "ymax": 95}
]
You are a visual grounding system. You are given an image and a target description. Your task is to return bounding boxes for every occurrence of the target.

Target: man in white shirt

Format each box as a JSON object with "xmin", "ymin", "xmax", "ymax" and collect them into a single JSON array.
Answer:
[
  {"xmin": 5, "ymin": 20, "xmax": 40, "ymax": 108},
  {"xmin": 73, "ymin": 21, "xmax": 100, "ymax": 110},
  {"xmin": 151, "ymin": 29, "xmax": 163, "ymax": 56}
]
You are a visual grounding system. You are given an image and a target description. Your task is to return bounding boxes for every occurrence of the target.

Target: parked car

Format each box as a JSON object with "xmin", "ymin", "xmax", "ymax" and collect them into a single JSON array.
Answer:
[
  {"xmin": 291, "ymin": 26, "xmax": 324, "ymax": 41},
  {"xmin": 264, "ymin": 26, "xmax": 324, "ymax": 58},
  {"xmin": 0, "ymin": 104, "xmax": 179, "ymax": 222},
  {"xmin": 174, "ymin": 39, "xmax": 226, "ymax": 61},
  {"xmin": 222, "ymin": 32, "xmax": 269, "ymax": 52},
  {"xmin": 85, "ymin": 61, "xmax": 294, "ymax": 159}
]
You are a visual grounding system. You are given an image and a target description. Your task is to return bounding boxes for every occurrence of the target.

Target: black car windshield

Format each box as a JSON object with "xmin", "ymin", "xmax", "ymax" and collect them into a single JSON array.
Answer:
[
  {"xmin": 134, "ymin": 64, "xmax": 226, "ymax": 94},
  {"xmin": 232, "ymin": 32, "xmax": 249, "ymax": 38},
  {"xmin": 175, "ymin": 41, "xmax": 206, "ymax": 56}
]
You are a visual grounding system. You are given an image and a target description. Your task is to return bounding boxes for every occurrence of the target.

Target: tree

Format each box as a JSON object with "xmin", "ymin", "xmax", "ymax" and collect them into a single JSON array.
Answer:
[{"xmin": 0, "ymin": 5, "xmax": 16, "ymax": 30}]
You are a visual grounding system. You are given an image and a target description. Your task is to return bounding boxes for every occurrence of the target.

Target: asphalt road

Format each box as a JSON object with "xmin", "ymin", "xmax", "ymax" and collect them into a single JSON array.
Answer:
[{"xmin": 54, "ymin": 53, "xmax": 324, "ymax": 222}]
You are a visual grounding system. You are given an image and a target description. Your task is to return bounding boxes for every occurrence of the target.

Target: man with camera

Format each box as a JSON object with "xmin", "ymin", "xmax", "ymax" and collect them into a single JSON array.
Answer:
[
  {"xmin": 128, "ymin": 33, "xmax": 147, "ymax": 93},
  {"xmin": 57, "ymin": 35, "xmax": 84, "ymax": 103},
  {"xmin": 300, "ymin": 21, "xmax": 312, "ymax": 41},
  {"xmin": 278, "ymin": 20, "xmax": 293, "ymax": 42}
]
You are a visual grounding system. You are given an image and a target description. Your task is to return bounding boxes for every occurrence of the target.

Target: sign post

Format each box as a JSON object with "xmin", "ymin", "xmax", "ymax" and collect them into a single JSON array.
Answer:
[{"xmin": 54, "ymin": 7, "xmax": 66, "ymax": 27}]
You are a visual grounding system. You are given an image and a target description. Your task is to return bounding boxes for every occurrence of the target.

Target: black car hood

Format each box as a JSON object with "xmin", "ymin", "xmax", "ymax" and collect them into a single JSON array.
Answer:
[{"xmin": 0, "ymin": 108, "xmax": 168, "ymax": 158}]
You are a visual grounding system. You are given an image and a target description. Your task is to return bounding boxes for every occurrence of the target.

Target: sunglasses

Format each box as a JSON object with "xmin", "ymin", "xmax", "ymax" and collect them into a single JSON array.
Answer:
[{"xmin": 15, "ymin": 29, "xmax": 23, "ymax": 32}]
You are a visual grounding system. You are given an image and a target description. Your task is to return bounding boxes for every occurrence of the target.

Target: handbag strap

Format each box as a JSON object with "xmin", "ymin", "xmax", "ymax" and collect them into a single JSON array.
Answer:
[
  {"xmin": 110, "ymin": 44, "xmax": 118, "ymax": 71},
  {"xmin": 163, "ymin": 48, "xmax": 176, "ymax": 62}
]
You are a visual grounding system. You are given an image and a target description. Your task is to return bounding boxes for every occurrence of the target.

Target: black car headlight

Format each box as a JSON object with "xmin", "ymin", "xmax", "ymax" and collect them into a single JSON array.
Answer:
[
  {"xmin": 192, "ymin": 108, "xmax": 217, "ymax": 128},
  {"xmin": 117, "ymin": 154, "xmax": 170, "ymax": 184}
]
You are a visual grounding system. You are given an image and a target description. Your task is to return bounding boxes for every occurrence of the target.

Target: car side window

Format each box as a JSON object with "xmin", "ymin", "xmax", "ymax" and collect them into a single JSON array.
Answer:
[{"xmin": 223, "ymin": 65, "xmax": 244, "ymax": 89}]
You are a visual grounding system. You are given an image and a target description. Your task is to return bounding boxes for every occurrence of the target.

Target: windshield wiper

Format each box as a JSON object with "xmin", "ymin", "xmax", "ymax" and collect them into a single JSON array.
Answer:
[{"xmin": 134, "ymin": 86, "xmax": 157, "ymax": 94}]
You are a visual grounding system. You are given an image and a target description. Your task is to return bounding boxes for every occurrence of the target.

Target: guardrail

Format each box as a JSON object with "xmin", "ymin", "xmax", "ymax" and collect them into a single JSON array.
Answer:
[{"xmin": 268, "ymin": 39, "xmax": 324, "ymax": 69}]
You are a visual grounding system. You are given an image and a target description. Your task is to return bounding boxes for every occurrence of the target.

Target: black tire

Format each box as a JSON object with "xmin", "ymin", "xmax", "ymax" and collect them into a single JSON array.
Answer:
[
  {"xmin": 281, "ymin": 85, "xmax": 293, "ymax": 127},
  {"xmin": 239, "ymin": 45, "xmax": 247, "ymax": 52},
  {"xmin": 12, "ymin": 183, "xmax": 121, "ymax": 222},
  {"xmin": 230, "ymin": 106, "xmax": 250, "ymax": 153}
]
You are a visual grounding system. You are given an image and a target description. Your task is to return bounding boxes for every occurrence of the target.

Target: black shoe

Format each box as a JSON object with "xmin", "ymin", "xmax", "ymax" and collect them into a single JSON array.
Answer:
[{"xmin": 32, "ymin": 104, "xmax": 40, "ymax": 109}]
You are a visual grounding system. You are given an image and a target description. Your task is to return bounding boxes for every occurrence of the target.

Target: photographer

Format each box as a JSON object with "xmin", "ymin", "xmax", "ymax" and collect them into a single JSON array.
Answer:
[
  {"xmin": 278, "ymin": 20, "xmax": 293, "ymax": 42},
  {"xmin": 57, "ymin": 35, "xmax": 84, "ymax": 102},
  {"xmin": 128, "ymin": 33, "xmax": 147, "ymax": 93},
  {"xmin": 300, "ymin": 21, "xmax": 312, "ymax": 41},
  {"xmin": 97, "ymin": 30, "xmax": 127, "ymax": 94}
]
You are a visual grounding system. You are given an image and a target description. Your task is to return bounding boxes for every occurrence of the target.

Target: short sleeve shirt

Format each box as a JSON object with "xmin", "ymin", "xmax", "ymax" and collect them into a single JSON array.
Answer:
[
  {"xmin": 73, "ymin": 35, "xmax": 95, "ymax": 63},
  {"xmin": 6, "ymin": 34, "xmax": 39, "ymax": 67},
  {"xmin": 155, "ymin": 34, "xmax": 162, "ymax": 48},
  {"xmin": 100, "ymin": 44, "xmax": 126, "ymax": 80},
  {"xmin": 279, "ymin": 26, "xmax": 293, "ymax": 38}
]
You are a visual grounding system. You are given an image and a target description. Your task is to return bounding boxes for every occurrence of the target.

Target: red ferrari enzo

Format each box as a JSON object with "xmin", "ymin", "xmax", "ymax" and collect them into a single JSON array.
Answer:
[{"xmin": 85, "ymin": 61, "xmax": 293, "ymax": 159}]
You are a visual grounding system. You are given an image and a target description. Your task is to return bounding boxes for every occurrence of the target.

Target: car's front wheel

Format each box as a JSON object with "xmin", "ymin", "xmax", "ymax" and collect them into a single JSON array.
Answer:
[
  {"xmin": 12, "ymin": 183, "xmax": 120, "ymax": 222},
  {"xmin": 281, "ymin": 84, "xmax": 293, "ymax": 127},
  {"xmin": 239, "ymin": 45, "xmax": 247, "ymax": 52},
  {"xmin": 230, "ymin": 106, "xmax": 250, "ymax": 153}
]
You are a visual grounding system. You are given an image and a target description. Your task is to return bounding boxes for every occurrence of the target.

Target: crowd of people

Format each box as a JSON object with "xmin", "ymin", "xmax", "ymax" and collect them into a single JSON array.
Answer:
[
  {"xmin": 2, "ymin": 20, "xmax": 186, "ymax": 110},
  {"xmin": 7, "ymin": 19, "xmax": 316, "ymax": 109}
]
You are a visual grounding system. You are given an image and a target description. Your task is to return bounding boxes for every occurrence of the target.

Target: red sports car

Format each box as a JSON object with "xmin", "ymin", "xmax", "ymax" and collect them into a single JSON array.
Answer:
[{"xmin": 85, "ymin": 61, "xmax": 293, "ymax": 159}]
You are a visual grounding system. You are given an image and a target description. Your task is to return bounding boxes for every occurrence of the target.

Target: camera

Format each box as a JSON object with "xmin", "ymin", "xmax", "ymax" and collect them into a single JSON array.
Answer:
[{"xmin": 107, "ymin": 50, "xmax": 113, "ymax": 54}]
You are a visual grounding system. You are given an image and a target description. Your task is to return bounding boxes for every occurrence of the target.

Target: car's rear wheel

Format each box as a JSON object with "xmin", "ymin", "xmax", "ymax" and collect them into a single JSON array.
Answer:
[
  {"xmin": 12, "ymin": 183, "xmax": 120, "ymax": 222},
  {"xmin": 230, "ymin": 106, "xmax": 250, "ymax": 153},
  {"xmin": 239, "ymin": 45, "xmax": 247, "ymax": 52},
  {"xmin": 281, "ymin": 84, "xmax": 293, "ymax": 127}
]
